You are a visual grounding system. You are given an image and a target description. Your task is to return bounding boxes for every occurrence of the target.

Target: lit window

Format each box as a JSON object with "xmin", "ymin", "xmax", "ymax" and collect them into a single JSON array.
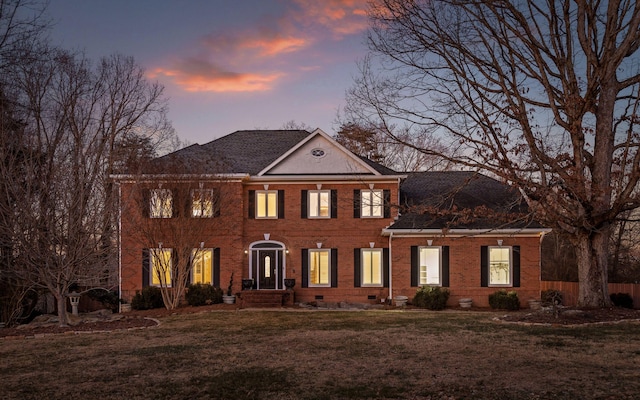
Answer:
[
  {"xmin": 256, "ymin": 190, "xmax": 278, "ymax": 218},
  {"xmin": 309, "ymin": 249, "xmax": 330, "ymax": 286},
  {"xmin": 150, "ymin": 189, "xmax": 172, "ymax": 218},
  {"xmin": 489, "ymin": 246, "xmax": 511, "ymax": 286},
  {"xmin": 361, "ymin": 249, "xmax": 383, "ymax": 286},
  {"xmin": 419, "ymin": 247, "xmax": 441, "ymax": 286},
  {"xmin": 361, "ymin": 189, "xmax": 383, "ymax": 218},
  {"xmin": 150, "ymin": 248, "xmax": 172, "ymax": 286},
  {"xmin": 309, "ymin": 190, "xmax": 330, "ymax": 218},
  {"xmin": 192, "ymin": 189, "xmax": 214, "ymax": 217},
  {"xmin": 191, "ymin": 248, "xmax": 213, "ymax": 284}
]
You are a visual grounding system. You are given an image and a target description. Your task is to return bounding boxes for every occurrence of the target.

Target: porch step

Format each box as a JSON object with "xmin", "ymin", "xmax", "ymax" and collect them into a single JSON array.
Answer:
[{"xmin": 239, "ymin": 290, "xmax": 294, "ymax": 308}]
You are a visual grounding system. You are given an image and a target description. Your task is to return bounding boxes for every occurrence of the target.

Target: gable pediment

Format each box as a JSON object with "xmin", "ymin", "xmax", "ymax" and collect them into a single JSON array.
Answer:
[{"xmin": 259, "ymin": 129, "xmax": 379, "ymax": 176}]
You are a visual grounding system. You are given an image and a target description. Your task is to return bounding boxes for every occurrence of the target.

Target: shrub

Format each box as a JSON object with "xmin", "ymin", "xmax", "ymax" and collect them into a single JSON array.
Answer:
[
  {"xmin": 412, "ymin": 286, "xmax": 450, "ymax": 310},
  {"xmin": 541, "ymin": 289, "xmax": 563, "ymax": 307},
  {"xmin": 87, "ymin": 289, "xmax": 120, "ymax": 312},
  {"xmin": 131, "ymin": 287, "xmax": 164, "ymax": 310},
  {"xmin": 489, "ymin": 290, "xmax": 520, "ymax": 310},
  {"xmin": 186, "ymin": 284, "xmax": 223, "ymax": 306},
  {"xmin": 610, "ymin": 292, "xmax": 634, "ymax": 309}
]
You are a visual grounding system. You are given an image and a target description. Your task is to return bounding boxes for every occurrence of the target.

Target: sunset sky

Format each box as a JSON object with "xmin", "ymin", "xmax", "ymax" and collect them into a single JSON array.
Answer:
[{"xmin": 46, "ymin": 0, "xmax": 371, "ymax": 144}]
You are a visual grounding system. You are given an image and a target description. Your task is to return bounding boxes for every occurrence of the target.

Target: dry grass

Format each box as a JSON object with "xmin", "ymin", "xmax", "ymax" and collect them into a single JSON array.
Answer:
[{"xmin": 1, "ymin": 309, "xmax": 640, "ymax": 399}]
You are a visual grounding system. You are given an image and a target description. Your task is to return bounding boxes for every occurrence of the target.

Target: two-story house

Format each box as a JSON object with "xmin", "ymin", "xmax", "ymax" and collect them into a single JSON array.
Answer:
[{"xmin": 113, "ymin": 128, "xmax": 549, "ymax": 308}]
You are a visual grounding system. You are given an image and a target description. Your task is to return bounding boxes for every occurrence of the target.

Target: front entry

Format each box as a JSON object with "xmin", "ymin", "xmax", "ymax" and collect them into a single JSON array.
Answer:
[{"xmin": 250, "ymin": 241, "xmax": 286, "ymax": 290}]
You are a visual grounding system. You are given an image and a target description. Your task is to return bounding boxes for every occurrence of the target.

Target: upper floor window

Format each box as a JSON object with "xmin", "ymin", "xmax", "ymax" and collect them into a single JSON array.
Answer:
[
  {"xmin": 308, "ymin": 190, "xmax": 330, "ymax": 218},
  {"xmin": 192, "ymin": 189, "xmax": 215, "ymax": 218},
  {"xmin": 256, "ymin": 190, "xmax": 278, "ymax": 219},
  {"xmin": 361, "ymin": 189, "xmax": 383, "ymax": 218},
  {"xmin": 150, "ymin": 189, "xmax": 172, "ymax": 218}
]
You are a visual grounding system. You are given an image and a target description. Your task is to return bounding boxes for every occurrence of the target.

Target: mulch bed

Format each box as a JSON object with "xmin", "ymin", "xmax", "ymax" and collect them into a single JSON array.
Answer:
[{"xmin": 496, "ymin": 306, "xmax": 640, "ymax": 325}]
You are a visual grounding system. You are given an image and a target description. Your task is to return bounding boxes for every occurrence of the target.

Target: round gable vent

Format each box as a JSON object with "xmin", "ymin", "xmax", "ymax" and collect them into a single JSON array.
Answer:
[{"xmin": 311, "ymin": 148, "xmax": 326, "ymax": 158}]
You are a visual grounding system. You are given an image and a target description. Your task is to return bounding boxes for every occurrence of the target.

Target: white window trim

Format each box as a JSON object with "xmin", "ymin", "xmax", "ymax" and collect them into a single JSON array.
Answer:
[
  {"xmin": 308, "ymin": 190, "xmax": 331, "ymax": 219},
  {"xmin": 308, "ymin": 249, "xmax": 331, "ymax": 287},
  {"xmin": 150, "ymin": 248, "xmax": 172, "ymax": 287},
  {"xmin": 256, "ymin": 190, "xmax": 278, "ymax": 219},
  {"xmin": 418, "ymin": 246, "xmax": 442, "ymax": 286},
  {"xmin": 191, "ymin": 248, "xmax": 214, "ymax": 284},
  {"xmin": 361, "ymin": 248, "xmax": 383, "ymax": 287},
  {"xmin": 488, "ymin": 246, "xmax": 513, "ymax": 287},
  {"xmin": 191, "ymin": 189, "xmax": 214, "ymax": 218},
  {"xmin": 150, "ymin": 189, "xmax": 172, "ymax": 218},
  {"xmin": 360, "ymin": 189, "xmax": 383, "ymax": 218}
]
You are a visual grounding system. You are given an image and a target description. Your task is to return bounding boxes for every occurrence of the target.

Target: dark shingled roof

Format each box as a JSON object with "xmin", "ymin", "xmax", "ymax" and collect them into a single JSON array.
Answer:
[
  {"xmin": 391, "ymin": 171, "xmax": 544, "ymax": 230},
  {"xmin": 147, "ymin": 130, "xmax": 312, "ymax": 174},
  {"xmin": 145, "ymin": 129, "xmax": 397, "ymax": 175}
]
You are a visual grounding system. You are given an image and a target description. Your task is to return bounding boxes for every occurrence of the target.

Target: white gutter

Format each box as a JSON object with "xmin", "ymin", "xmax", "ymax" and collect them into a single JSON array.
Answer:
[
  {"xmin": 388, "ymin": 231, "xmax": 393, "ymax": 302},
  {"xmin": 381, "ymin": 228, "xmax": 552, "ymax": 237},
  {"xmin": 247, "ymin": 174, "xmax": 407, "ymax": 183}
]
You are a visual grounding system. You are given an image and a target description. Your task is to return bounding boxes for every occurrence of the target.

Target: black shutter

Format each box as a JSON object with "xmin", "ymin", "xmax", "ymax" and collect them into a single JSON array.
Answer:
[
  {"xmin": 171, "ymin": 189, "xmax": 179, "ymax": 218},
  {"xmin": 142, "ymin": 249, "xmax": 150, "ymax": 287},
  {"xmin": 410, "ymin": 246, "xmax": 419, "ymax": 287},
  {"xmin": 442, "ymin": 246, "xmax": 450, "ymax": 287},
  {"xmin": 331, "ymin": 248, "xmax": 338, "ymax": 287},
  {"xmin": 278, "ymin": 190, "xmax": 285, "ymax": 219},
  {"xmin": 330, "ymin": 190, "xmax": 338, "ymax": 218},
  {"xmin": 248, "ymin": 190, "xmax": 255, "ymax": 219},
  {"xmin": 213, "ymin": 248, "xmax": 220, "ymax": 287},
  {"xmin": 353, "ymin": 248, "xmax": 361, "ymax": 287},
  {"xmin": 301, "ymin": 190, "xmax": 308, "ymax": 219},
  {"xmin": 185, "ymin": 189, "xmax": 192, "ymax": 218},
  {"xmin": 212, "ymin": 189, "xmax": 221, "ymax": 217},
  {"xmin": 172, "ymin": 249, "xmax": 178, "ymax": 286},
  {"xmin": 353, "ymin": 189, "xmax": 361, "ymax": 218},
  {"xmin": 383, "ymin": 248, "xmax": 390, "ymax": 288},
  {"xmin": 383, "ymin": 189, "xmax": 391, "ymax": 218},
  {"xmin": 186, "ymin": 251, "xmax": 192, "ymax": 286},
  {"xmin": 481, "ymin": 246, "xmax": 488, "ymax": 287},
  {"xmin": 301, "ymin": 249, "xmax": 309, "ymax": 288},
  {"xmin": 513, "ymin": 246, "xmax": 520, "ymax": 287},
  {"xmin": 141, "ymin": 189, "xmax": 150, "ymax": 218}
]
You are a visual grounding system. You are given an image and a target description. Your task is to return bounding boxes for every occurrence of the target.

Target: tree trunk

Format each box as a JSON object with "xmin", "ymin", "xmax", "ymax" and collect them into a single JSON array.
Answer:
[
  {"xmin": 574, "ymin": 229, "xmax": 612, "ymax": 307},
  {"xmin": 55, "ymin": 293, "xmax": 69, "ymax": 327}
]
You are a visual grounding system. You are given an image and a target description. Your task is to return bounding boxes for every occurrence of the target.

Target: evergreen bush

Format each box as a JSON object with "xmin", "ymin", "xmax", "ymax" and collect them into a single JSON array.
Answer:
[
  {"xmin": 489, "ymin": 290, "xmax": 520, "ymax": 310},
  {"xmin": 185, "ymin": 284, "xmax": 223, "ymax": 306},
  {"xmin": 541, "ymin": 289, "xmax": 563, "ymax": 306},
  {"xmin": 610, "ymin": 292, "xmax": 634, "ymax": 309},
  {"xmin": 131, "ymin": 286, "xmax": 164, "ymax": 310},
  {"xmin": 412, "ymin": 286, "xmax": 450, "ymax": 310}
]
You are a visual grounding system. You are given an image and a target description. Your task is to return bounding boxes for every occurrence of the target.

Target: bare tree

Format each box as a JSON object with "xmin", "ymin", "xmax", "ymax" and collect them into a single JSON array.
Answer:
[
  {"xmin": 346, "ymin": 0, "xmax": 640, "ymax": 307},
  {"xmin": 0, "ymin": 45, "xmax": 174, "ymax": 325}
]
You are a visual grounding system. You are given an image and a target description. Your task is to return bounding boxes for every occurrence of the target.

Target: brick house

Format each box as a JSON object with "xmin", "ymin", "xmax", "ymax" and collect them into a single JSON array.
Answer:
[{"xmin": 113, "ymin": 129, "xmax": 549, "ymax": 308}]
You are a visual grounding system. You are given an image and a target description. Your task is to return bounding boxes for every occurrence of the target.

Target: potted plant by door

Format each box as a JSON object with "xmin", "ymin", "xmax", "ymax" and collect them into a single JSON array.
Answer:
[{"xmin": 222, "ymin": 273, "xmax": 236, "ymax": 304}]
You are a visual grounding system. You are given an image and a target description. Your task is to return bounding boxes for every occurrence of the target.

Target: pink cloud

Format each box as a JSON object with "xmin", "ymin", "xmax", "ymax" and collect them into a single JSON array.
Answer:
[{"xmin": 291, "ymin": 0, "xmax": 369, "ymax": 36}]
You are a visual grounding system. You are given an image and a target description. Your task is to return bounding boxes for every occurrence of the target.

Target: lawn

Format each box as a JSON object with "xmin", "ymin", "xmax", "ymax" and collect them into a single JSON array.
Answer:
[{"xmin": 1, "ymin": 309, "xmax": 639, "ymax": 399}]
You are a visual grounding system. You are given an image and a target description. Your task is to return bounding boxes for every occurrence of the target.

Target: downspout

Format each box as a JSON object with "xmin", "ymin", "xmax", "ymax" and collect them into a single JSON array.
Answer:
[
  {"xmin": 117, "ymin": 182, "xmax": 122, "ymax": 312},
  {"xmin": 388, "ymin": 231, "xmax": 393, "ymax": 301}
]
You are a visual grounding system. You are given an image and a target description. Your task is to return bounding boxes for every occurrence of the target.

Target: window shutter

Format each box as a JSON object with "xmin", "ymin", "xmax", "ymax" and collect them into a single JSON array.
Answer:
[
  {"xmin": 353, "ymin": 248, "xmax": 361, "ymax": 287},
  {"xmin": 442, "ymin": 246, "xmax": 450, "ymax": 287},
  {"xmin": 353, "ymin": 190, "xmax": 361, "ymax": 218},
  {"xmin": 301, "ymin": 190, "xmax": 308, "ymax": 219},
  {"xmin": 383, "ymin": 248, "xmax": 390, "ymax": 287},
  {"xmin": 331, "ymin": 248, "xmax": 338, "ymax": 287},
  {"xmin": 213, "ymin": 248, "xmax": 220, "ymax": 287},
  {"xmin": 172, "ymin": 249, "xmax": 178, "ymax": 285},
  {"xmin": 185, "ymin": 190, "xmax": 192, "ymax": 218},
  {"xmin": 410, "ymin": 246, "xmax": 419, "ymax": 287},
  {"xmin": 213, "ymin": 189, "xmax": 221, "ymax": 217},
  {"xmin": 513, "ymin": 246, "xmax": 520, "ymax": 287},
  {"xmin": 142, "ymin": 249, "xmax": 150, "ymax": 287},
  {"xmin": 171, "ymin": 189, "xmax": 179, "ymax": 218},
  {"xmin": 383, "ymin": 189, "xmax": 391, "ymax": 218},
  {"xmin": 186, "ymin": 251, "xmax": 192, "ymax": 285},
  {"xmin": 141, "ymin": 189, "xmax": 150, "ymax": 218},
  {"xmin": 301, "ymin": 249, "xmax": 309, "ymax": 288},
  {"xmin": 278, "ymin": 190, "xmax": 285, "ymax": 219},
  {"xmin": 480, "ymin": 246, "xmax": 488, "ymax": 287},
  {"xmin": 248, "ymin": 190, "xmax": 255, "ymax": 219},
  {"xmin": 330, "ymin": 190, "xmax": 338, "ymax": 218}
]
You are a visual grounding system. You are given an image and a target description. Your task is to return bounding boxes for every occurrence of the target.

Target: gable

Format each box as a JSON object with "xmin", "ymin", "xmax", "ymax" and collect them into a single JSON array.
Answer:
[{"xmin": 261, "ymin": 129, "xmax": 379, "ymax": 175}]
